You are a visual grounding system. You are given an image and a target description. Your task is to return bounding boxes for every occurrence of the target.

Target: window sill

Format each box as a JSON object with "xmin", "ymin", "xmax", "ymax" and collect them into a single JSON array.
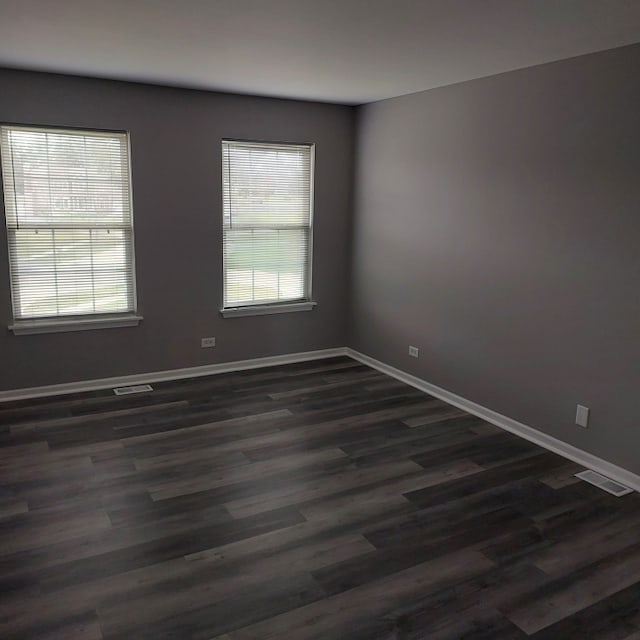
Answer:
[
  {"xmin": 9, "ymin": 314, "xmax": 143, "ymax": 335},
  {"xmin": 220, "ymin": 301, "xmax": 316, "ymax": 318}
]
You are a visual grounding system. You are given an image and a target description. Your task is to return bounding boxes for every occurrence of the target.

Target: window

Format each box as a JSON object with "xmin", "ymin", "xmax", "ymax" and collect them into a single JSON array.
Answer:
[
  {"xmin": 221, "ymin": 140, "xmax": 314, "ymax": 314},
  {"xmin": 1, "ymin": 125, "xmax": 138, "ymax": 329}
]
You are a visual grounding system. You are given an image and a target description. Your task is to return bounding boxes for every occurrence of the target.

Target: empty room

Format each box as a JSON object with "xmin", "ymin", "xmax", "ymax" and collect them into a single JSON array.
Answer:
[{"xmin": 1, "ymin": 1, "xmax": 639, "ymax": 638}]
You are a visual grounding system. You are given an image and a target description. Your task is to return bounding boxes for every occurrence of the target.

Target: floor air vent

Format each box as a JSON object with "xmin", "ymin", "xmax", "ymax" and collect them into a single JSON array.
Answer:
[
  {"xmin": 113, "ymin": 384, "xmax": 153, "ymax": 396},
  {"xmin": 575, "ymin": 470, "xmax": 633, "ymax": 496}
]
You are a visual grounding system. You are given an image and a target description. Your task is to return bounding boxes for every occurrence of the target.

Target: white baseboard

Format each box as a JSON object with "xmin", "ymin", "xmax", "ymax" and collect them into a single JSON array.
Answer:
[
  {"xmin": 346, "ymin": 348, "xmax": 640, "ymax": 493},
  {"xmin": 3, "ymin": 344, "xmax": 637, "ymax": 493},
  {"xmin": 0, "ymin": 347, "xmax": 349, "ymax": 403}
]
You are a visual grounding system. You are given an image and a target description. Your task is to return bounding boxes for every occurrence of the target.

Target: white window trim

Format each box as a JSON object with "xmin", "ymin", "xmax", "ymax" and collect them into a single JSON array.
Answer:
[
  {"xmin": 220, "ymin": 300, "xmax": 316, "ymax": 318},
  {"xmin": 9, "ymin": 313, "xmax": 143, "ymax": 335},
  {"xmin": 1, "ymin": 124, "xmax": 139, "ymax": 326},
  {"xmin": 221, "ymin": 139, "xmax": 315, "ymax": 313}
]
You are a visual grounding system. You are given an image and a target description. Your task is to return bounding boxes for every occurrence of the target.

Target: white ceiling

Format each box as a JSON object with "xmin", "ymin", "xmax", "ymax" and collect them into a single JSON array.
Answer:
[{"xmin": 1, "ymin": 0, "xmax": 639, "ymax": 104}]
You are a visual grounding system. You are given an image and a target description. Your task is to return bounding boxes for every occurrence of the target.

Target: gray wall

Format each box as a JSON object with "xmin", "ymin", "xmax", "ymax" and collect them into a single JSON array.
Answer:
[
  {"xmin": 0, "ymin": 69, "xmax": 355, "ymax": 390},
  {"xmin": 351, "ymin": 44, "xmax": 640, "ymax": 474}
]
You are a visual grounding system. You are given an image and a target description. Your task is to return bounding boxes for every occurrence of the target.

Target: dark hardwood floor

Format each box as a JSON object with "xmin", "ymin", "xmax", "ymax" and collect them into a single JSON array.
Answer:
[{"xmin": 1, "ymin": 356, "xmax": 639, "ymax": 639}]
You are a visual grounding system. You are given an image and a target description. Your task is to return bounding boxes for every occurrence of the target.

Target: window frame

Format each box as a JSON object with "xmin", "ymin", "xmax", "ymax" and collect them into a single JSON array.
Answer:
[
  {"xmin": 0, "ymin": 123, "xmax": 142, "ymax": 334},
  {"xmin": 220, "ymin": 138, "xmax": 316, "ymax": 317}
]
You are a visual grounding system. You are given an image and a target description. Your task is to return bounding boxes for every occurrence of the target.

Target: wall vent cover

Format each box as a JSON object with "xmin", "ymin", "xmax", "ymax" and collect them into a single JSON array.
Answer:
[
  {"xmin": 113, "ymin": 384, "xmax": 153, "ymax": 396},
  {"xmin": 575, "ymin": 470, "xmax": 633, "ymax": 497}
]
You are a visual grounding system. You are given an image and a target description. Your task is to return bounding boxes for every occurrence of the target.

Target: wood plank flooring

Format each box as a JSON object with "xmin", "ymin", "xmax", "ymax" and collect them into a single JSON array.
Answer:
[{"xmin": 1, "ymin": 356, "xmax": 639, "ymax": 639}]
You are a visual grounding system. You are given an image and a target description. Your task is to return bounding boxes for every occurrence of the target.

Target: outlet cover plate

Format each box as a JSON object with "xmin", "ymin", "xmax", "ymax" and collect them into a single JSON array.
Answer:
[{"xmin": 576, "ymin": 404, "xmax": 590, "ymax": 428}]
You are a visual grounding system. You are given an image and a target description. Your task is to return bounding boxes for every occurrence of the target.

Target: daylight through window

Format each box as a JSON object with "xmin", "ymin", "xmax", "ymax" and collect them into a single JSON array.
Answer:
[
  {"xmin": 0, "ymin": 125, "xmax": 136, "ymax": 320},
  {"xmin": 222, "ymin": 140, "xmax": 314, "ymax": 309}
]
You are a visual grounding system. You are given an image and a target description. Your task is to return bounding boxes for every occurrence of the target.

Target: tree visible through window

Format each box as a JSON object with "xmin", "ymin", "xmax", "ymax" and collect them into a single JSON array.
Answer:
[
  {"xmin": 0, "ymin": 126, "xmax": 136, "ymax": 320},
  {"xmin": 222, "ymin": 140, "xmax": 314, "ymax": 308}
]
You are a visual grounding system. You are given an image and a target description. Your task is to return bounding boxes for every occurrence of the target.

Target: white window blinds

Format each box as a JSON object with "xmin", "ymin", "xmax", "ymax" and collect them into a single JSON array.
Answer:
[
  {"xmin": 1, "ymin": 125, "xmax": 136, "ymax": 320},
  {"xmin": 222, "ymin": 140, "xmax": 313, "ymax": 308}
]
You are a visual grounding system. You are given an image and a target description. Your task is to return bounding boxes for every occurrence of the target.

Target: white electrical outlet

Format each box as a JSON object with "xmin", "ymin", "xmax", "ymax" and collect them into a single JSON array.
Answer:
[
  {"xmin": 575, "ymin": 404, "xmax": 590, "ymax": 428},
  {"xmin": 201, "ymin": 337, "xmax": 216, "ymax": 348},
  {"xmin": 409, "ymin": 346, "xmax": 419, "ymax": 358}
]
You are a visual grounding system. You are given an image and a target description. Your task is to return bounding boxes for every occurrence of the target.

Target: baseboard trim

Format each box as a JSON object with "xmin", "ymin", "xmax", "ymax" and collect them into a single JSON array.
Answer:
[
  {"xmin": 346, "ymin": 348, "xmax": 640, "ymax": 493},
  {"xmin": 0, "ymin": 347, "xmax": 349, "ymax": 403},
  {"xmin": 4, "ymin": 344, "xmax": 637, "ymax": 493}
]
